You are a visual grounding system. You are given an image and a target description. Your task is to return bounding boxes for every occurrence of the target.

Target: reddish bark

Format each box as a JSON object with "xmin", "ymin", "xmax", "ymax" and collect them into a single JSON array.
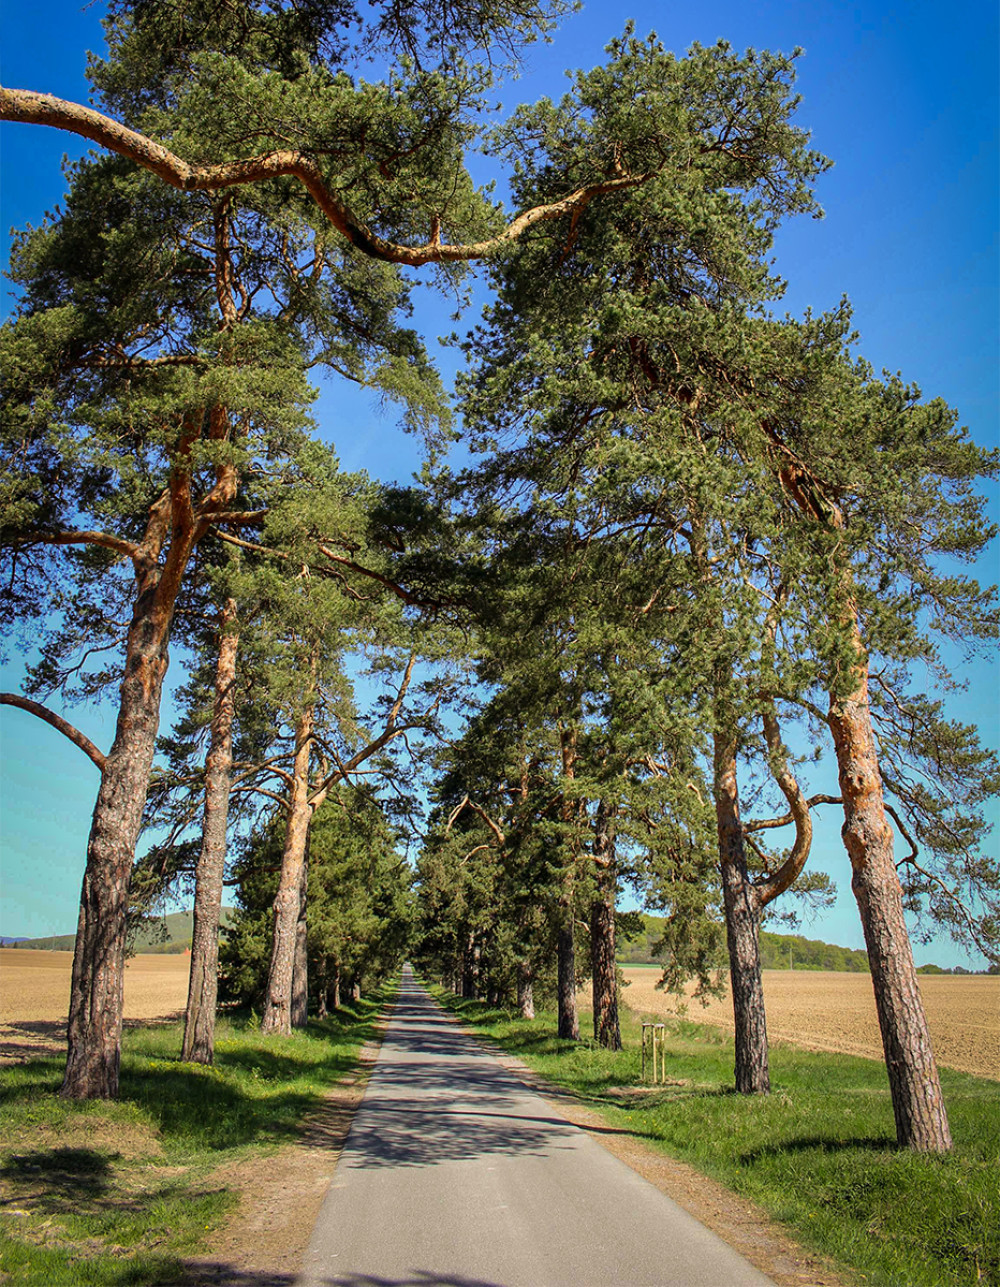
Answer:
[
  {"xmin": 182, "ymin": 600, "xmax": 238, "ymax": 1065},
  {"xmin": 829, "ymin": 619, "xmax": 952, "ymax": 1151},
  {"xmin": 291, "ymin": 857, "xmax": 309, "ymax": 1028}
]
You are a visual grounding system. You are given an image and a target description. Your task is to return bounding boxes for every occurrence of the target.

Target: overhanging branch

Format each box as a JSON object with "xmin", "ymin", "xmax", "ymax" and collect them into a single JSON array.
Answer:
[
  {"xmin": 0, "ymin": 88, "xmax": 654, "ymax": 265},
  {"xmin": 1, "ymin": 693, "xmax": 106, "ymax": 772}
]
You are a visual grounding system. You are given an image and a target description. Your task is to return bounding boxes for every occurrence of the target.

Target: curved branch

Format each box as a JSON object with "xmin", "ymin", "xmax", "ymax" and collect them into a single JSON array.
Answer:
[
  {"xmin": 755, "ymin": 698, "xmax": 812, "ymax": 907},
  {"xmin": 743, "ymin": 793, "xmax": 842, "ymax": 833},
  {"xmin": 0, "ymin": 693, "xmax": 106, "ymax": 771},
  {"xmin": 0, "ymin": 88, "xmax": 653, "ymax": 265},
  {"xmin": 6, "ymin": 527, "xmax": 141, "ymax": 562}
]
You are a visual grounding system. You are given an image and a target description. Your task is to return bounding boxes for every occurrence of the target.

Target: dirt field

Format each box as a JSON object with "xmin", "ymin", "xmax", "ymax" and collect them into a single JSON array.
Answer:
[
  {"xmin": 3, "ymin": 950, "xmax": 997, "ymax": 1079},
  {"xmin": 0, "ymin": 948, "xmax": 189, "ymax": 1062},
  {"xmin": 620, "ymin": 967, "xmax": 1000, "ymax": 1080}
]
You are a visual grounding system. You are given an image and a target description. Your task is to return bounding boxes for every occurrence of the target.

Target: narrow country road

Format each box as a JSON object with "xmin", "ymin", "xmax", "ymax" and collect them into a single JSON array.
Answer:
[{"xmin": 297, "ymin": 968, "xmax": 774, "ymax": 1287}]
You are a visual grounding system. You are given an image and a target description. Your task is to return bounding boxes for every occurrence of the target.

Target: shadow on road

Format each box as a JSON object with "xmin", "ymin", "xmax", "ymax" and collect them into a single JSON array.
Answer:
[{"xmin": 340, "ymin": 990, "xmax": 583, "ymax": 1171}]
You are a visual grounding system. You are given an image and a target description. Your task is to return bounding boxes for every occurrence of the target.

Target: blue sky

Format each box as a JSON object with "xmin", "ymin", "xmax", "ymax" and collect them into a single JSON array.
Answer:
[{"xmin": 1, "ymin": 0, "xmax": 997, "ymax": 964}]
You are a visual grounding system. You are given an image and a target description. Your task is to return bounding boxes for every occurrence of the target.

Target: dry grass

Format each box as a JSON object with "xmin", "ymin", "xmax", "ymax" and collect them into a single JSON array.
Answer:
[
  {"xmin": 0, "ymin": 948, "xmax": 189, "ymax": 1063},
  {"xmin": 619, "ymin": 967, "xmax": 1000, "ymax": 1080}
]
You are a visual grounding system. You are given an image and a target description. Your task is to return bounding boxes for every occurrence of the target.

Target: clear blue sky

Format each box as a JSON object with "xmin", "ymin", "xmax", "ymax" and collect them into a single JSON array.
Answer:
[{"xmin": 1, "ymin": 0, "xmax": 997, "ymax": 965}]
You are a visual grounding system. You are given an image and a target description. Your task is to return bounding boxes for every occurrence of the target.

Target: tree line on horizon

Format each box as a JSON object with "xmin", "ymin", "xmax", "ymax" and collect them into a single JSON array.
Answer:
[{"xmin": 1, "ymin": 0, "xmax": 997, "ymax": 1156}]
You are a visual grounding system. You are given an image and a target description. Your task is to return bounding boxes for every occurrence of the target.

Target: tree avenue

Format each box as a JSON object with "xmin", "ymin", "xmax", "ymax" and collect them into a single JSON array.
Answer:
[{"xmin": 2, "ymin": 0, "xmax": 996, "ymax": 1161}]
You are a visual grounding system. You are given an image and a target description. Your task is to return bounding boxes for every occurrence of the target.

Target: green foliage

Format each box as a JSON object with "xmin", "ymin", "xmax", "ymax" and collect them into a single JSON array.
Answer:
[{"xmin": 220, "ymin": 789, "xmax": 412, "ymax": 1006}]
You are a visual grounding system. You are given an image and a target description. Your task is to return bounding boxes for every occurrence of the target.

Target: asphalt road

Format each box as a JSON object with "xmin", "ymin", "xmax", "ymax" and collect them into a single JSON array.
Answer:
[{"xmin": 297, "ymin": 967, "xmax": 775, "ymax": 1287}]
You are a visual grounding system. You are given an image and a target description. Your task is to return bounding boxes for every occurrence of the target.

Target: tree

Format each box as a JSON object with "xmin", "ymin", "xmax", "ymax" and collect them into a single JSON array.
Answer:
[{"xmin": 221, "ymin": 787, "xmax": 411, "ymax": 1014}]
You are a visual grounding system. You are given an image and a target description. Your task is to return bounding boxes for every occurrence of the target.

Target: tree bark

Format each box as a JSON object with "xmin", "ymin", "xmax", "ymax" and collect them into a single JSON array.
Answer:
[
  {"xmin": 182, "ymin": 599, "xmax": 238, "ymax": 1065},
  {"xmin": 261, "ymin": 700, "xmax": 314, "ymax": 1036},
  {"xmin": 714, "ymin": 727, "xmax": 770, "ymax": 1095},
  {"xmin": 516, "ymin": 961, "xmax": 535, "ymax": 1020},
  {"xmin": 556, "ymin": 915, "xmax": 579, "ymax": 1040},
  {"xmin": 462, "ymin": 934, "xmax": 478, "ymax": 999},
  {"xmin": 590, "ymin": 801, "xmax": 620, "ymax": 1050},
  {"xmin": 291, "ymin": 854, "xmax": 309, "ymax": 1028},
  {"xmin": 829, "ymin": 619, "xmax": 952, "ymax": 1151},
  {"xmin": 327, "ymin": 965, "xmax": 341, "ymax": 1013},
  {"xmin": 62, "ymin": 476, "xmax": 209, "ymax": 1097}
]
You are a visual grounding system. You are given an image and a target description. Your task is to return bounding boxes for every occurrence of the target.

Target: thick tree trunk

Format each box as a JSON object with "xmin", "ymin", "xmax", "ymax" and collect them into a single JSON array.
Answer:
[
  {"xmin": 829, "ymin": 626, "xmax": 951, "ymax": 1151},
  {"xmin": 261, "ymin": 702, "xmax": 314, "ymax": 1036},
  {"xmin": 291, "ymin": 856, "xmax": 309, "ymax": 1028},
  {"xmin": 556, "ymin": 914, "xmax": 579, "ymax": 1040},
  {"xmin": 62, "ymin": 516, "xmax": 197, "ymax": 1098},
  {"xmin": 590, "ymin": 801, "xmax": 620, "ymax": 1050},
  {"xmin": 350, "ymin": 979, "xmax": 361, "ymax": 1003},
  {"xmin": 714, "ymin": 729, "xmax": 769, "ymax": 1095},
  {"xmin": 62, "ymin": 622, "xmax": 168, "ymax": 1098},
  {"xmin": 516, "ymin": 961, "xmax": 535, "ymax": 1020},
  {"xmin": 182, "ymin": 600, "xmax": 238, "ymax": 1065}
]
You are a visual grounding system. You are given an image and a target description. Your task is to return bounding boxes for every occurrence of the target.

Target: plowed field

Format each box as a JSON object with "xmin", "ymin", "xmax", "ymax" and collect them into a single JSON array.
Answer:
[
  {"xmin": 621, "ymin": 967, "xmax": 1000, "ymax": 1080},
  {"xmin": 1, "ymin": 948, "xmax": 189, "ymax": 1062}
]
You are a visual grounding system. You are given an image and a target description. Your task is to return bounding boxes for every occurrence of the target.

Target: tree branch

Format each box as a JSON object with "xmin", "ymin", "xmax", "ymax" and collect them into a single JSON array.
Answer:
[
  {"xmin": 0, "ymin": 88, "xmax": 654, "ymax": 265},
  {"xmin": 0, "ymin": 693, "xmax": 106, "ymax": 771}
]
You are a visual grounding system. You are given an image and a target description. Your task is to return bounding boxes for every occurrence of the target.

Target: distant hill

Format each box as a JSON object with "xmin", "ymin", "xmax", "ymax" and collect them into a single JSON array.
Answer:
[
  {"xmin": 7, "ymin": 907, "xmax": 235, "ymax": 954},
  {"xmin": 619, "ymin": 912, "xmax": 871, "ymax": 973}
]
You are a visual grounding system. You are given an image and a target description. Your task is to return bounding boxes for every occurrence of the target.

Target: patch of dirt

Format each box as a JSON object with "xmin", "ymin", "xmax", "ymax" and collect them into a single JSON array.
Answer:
[
  {"xmin": 491, "ymin": 1050, "xmax": 849, "ymax": 1287},
  {"xmin": 179, "ymin": 1007, "xmax": 394, "ymax": 1286}
]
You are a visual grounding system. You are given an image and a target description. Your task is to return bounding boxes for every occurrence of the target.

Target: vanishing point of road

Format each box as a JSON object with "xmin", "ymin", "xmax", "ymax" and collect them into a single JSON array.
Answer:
[{"xmin": 297, "ymin": 968, "xmax": 774, "ymax": 1287}]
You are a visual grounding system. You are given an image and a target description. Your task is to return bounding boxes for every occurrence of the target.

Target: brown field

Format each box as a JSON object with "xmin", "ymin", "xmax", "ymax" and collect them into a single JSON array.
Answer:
[
  {"xmin": 620, "ymin": 967, "xmax": 1000, "ymax": 1080},
  {"xmin": 0, "ymin": 948, "xmax": 190, "ymax": 1062}
]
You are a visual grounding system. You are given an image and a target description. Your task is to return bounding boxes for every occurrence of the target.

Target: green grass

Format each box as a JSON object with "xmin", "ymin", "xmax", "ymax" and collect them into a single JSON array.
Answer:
[
  {"xmin": 0, "ymin": 991, "xmax": 391, "ymax": 1285},
  {"xmin": 431, "ymin": 989, "xmax": 999, "ymax": 1287}
]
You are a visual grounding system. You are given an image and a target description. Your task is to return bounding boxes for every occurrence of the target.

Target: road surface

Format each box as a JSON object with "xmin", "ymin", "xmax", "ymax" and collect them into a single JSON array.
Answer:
[{"xmin": 297, "ymin": 968, "xmax": 774, "ymax": 1287}]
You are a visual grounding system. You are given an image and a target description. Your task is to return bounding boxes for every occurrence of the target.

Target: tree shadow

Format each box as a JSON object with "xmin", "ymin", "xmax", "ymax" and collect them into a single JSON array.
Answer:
[{"xmin": 738, "ymin": 1134, "xmax": 897, "ymax": 1164}]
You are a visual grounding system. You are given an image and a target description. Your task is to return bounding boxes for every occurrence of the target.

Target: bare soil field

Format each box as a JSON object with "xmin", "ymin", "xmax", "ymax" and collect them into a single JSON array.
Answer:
[
  {"xmin": 0, "ymin": 947, "xmax": 189, "ymax": 1062},
  {"xmin": 621, "ymin": 967, "xmax": 1000, "ymax": 1080}
]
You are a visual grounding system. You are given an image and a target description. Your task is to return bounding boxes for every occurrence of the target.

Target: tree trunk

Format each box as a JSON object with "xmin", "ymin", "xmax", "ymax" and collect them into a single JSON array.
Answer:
[
  {"xmin": 462, "ymin": 934, "xmax": 478, "ymax": 999},
  {"xmin": 714, "ymin": 728, "xmax": 769, "ymax": 1095},
  {"xmin": 556, "ymin": 724, "xmax": 580, "ymax": 1041},
  {"xmin": 516, "ymin": 961, "xmax": 535, "ymax": 1020},
  {"xmin": 590, "ymin": 801, "xmax": 620, "ymax": 1050},
  {"xmin": 182, "ymin": 599, "xmax": 238, "ymax": 1065},
  {"xmin": 327, "ymin": 965, "xmax": 340, "ymax": 1013},
  {"xmin": 261, "ymin": 701, "xmax": 314, "ymax": 1036},
  {"xmin": 829, "ymin": 622, "xmax": 952, "ymax": 1151},
  {"xmin": 350, "ymin": 979, "xmax": 361, "ymax": 1003},
  {"xmin": 556, "ymin": 915, "xmax": 579, "ymax": 1040},
  {"xmin": 316, "ymin": 956, "xmax": 329, "ymax": 1020},
  {"xmin": 291, "ymin": 855, "xmax": 309, "ymax": 1028},
  {"xmin": 62, "ymin": 512, "xmax": 197, "ymax": 1098}
]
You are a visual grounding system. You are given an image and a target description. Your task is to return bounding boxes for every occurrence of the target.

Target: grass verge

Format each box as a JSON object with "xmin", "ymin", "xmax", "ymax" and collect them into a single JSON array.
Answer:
[
  {"xmin": 430, "ymin": 988, "xmax": 998, "ymax": 1287},
  {"xmin": 0, "ymin": 989, "xmax": 392, "ymax": 1286}
]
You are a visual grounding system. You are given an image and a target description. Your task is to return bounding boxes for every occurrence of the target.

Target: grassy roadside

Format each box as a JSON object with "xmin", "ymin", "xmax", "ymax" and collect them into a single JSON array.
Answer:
[
  {"xmin": 431, "ymin": 988, "xmax": 998, "ymax": 1287},
  {"xmin": 0, "ymin": 989, "xmax": 393, "ymax": 1286}
]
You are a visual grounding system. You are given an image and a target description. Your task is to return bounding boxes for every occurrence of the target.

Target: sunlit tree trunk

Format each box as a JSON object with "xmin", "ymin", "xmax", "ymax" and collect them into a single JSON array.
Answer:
[
  {"xmin": 182, "ymin": 599, "xmax": 238, "ymax": 1065},
  {"xmin": 829, "ymin": 615, "xmax": 951, "ymax": 1151},
  {"xmin": 261, "ymin": 700, "xmax": 314, "ymax": 1036}
]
